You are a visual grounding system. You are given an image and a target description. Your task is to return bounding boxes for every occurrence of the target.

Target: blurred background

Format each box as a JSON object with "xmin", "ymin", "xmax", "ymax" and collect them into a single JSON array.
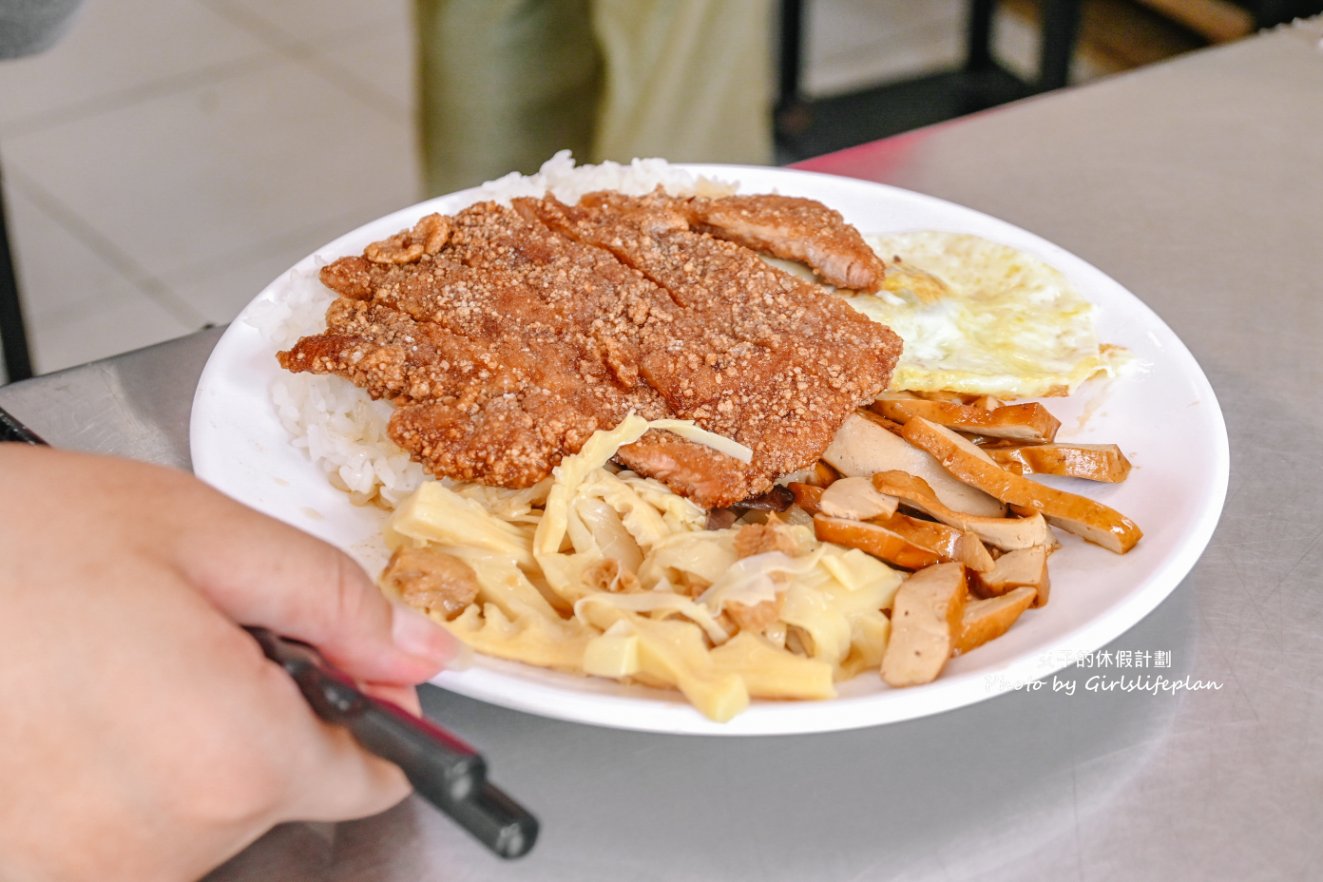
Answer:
[{"xmin": 0, "ymin": 0, "xmax": 1316, "ymax": 377}]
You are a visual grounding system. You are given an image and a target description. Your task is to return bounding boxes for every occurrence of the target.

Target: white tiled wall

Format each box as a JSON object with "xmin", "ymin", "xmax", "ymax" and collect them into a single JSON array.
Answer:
[{"xmin": 0, "ymin": 0, "xmax": 1079, "ymax": 375}]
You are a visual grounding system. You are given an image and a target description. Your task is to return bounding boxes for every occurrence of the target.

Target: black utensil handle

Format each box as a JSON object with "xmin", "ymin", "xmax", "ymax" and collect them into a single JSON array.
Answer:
[
  {"xmin": 312, "ymin": 673, "xmax": 487, "ymax": 804},
  {"xmin": 448, "ymin": 780, "xmax": 540, "ymax": 860},
  {"xmin": 0, "ymin": 405, "xmax": 46, "ymax": 445},
  {"xmin": 246, "ymin": 626, "xmax": 486, "ymax": 803},
  {"xmin": 306, "ymin": 669, "xmax": 539, "ymax": 859}
]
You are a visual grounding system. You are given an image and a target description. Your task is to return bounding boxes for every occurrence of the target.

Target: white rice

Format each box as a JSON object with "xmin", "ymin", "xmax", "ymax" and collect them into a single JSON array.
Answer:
[
  {"xmin": 250, "ymin": 153, "xmax": 732, "ymax": 507},
  {"xmin": 473, "ymin": 149, "xmax": 730, "ymax": 204}
]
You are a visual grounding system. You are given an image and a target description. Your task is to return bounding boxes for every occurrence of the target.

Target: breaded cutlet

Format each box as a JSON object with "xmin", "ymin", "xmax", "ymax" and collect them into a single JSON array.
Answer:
[{"xmin": 278, "ymin": 191, "xmax": 902, "ymax": 508}]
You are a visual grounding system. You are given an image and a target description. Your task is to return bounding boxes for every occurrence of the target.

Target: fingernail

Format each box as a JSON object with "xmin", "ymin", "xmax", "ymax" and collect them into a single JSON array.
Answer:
[{"xmin": 390, "ymin": 601, "xmax": 456, "ymax": 666}]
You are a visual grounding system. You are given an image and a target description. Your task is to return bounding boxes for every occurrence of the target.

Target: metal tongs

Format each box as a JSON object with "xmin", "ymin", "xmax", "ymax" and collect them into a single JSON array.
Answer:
[{"xmin": 0, "ymin": 405, "xmax": 538, "ymax": 859}]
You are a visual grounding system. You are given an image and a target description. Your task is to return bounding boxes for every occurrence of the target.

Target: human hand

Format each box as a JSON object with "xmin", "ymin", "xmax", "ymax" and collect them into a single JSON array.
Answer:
[{"xmin": 0, "ymin": 445, "xmax": 455, "ymax": 881}]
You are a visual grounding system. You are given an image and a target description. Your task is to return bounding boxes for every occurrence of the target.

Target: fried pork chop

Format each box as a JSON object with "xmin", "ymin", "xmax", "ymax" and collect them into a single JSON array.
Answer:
[
  {"xmin": 686, "ymin": 193, "xmax": 887, "ymax": 292},
  {"xmin": 278, "ymin": 191, "xmax": 901, "ymax": 508}
]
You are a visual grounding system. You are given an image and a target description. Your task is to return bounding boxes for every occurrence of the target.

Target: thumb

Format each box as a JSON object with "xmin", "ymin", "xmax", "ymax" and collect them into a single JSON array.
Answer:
[{"xmin": 178, "ymin": 489, "xmax": 455, "ymax": 686}]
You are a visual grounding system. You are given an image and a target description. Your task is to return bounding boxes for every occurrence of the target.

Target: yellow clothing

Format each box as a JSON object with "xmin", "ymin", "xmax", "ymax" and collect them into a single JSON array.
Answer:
[{"xmin": 414, "ymin": 0, "xmax": 773, "ymax": 196}]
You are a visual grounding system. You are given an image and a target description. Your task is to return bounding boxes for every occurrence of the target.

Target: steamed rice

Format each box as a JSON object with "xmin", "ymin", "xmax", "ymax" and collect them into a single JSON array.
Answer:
[{"xmin": 250, "ymin": 152, "xmax": 730, "ymax": 506}]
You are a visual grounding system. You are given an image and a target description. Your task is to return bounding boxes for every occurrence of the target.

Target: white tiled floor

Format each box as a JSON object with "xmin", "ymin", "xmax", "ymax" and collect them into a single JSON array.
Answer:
[
  {"xmin": 0, "ymin": 0, "xmax": 419, "ymax": 374},
  {"xmin": 0, "ymin": 0, "xmax": 1091, "ymax": 376}
]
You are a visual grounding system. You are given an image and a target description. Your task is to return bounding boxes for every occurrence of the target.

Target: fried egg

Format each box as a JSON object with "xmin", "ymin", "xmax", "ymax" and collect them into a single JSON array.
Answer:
[{"xmin": 840, "ymin": 231, "xmax": 1115, "ymax": 399}]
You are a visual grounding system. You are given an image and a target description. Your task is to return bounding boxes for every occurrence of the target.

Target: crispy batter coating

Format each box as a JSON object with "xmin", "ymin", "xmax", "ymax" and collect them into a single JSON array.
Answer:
[
  {"xmin": 278, "ymin": 191, "xmax": 902, "ymax": 508},
  {"xmin": 527, "ymin": 192, "xmax": 899, "ymax": 485},
  {"xmin": 687, "ymin": 193, "xmax": 887, "ymax": 292}
]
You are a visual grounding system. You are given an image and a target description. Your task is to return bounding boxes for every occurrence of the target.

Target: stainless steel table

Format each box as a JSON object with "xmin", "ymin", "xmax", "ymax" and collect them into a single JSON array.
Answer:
[{"xmin": 4, "ymin": 18, "xmax": 1321, "ymax": 881}]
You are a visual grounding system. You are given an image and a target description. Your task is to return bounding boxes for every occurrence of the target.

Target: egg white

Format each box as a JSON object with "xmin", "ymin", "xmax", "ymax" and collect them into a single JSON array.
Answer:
[{"xmin": 842, "ymin": 231, "xmax": 1114, "ymax": 399}]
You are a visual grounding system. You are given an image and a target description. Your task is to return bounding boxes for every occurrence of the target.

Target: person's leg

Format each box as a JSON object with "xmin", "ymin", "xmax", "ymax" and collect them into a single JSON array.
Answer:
[
  {"xmin": 0, "ymin": 0, "xmax": 86, "ymax": 59},
  {"xmin": 414, "ymin": 0, "xmax": 603, "ymax": 196},
  {"xmin": 589, "ymin": 0, "xmax": 774, "ymax": 166}
]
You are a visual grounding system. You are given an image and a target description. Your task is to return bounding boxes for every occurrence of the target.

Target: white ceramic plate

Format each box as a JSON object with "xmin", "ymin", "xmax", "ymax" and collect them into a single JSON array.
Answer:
[{"xmin": 190, "ymin": 165, "xmax": 1228, "ymax": 736}]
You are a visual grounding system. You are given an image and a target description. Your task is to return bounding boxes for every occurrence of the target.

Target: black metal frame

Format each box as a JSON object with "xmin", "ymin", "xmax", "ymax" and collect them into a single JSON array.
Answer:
[
  {"xmin": 774, "ymin": 0, "xmax": 1085, "ymax": 161},
  {"xmin": 965, "ymin": 0, "xmax": 1081, "ymax": 93},
  {"xmin": 0, "ymin": 154, "xmax": 34, "ymax": 383}
]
